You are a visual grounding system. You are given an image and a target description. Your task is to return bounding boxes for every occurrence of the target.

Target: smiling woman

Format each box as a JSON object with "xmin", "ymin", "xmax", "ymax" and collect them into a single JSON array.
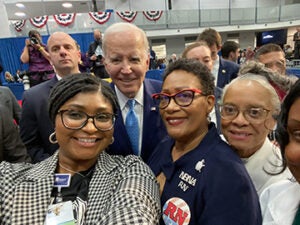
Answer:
[
  {"xmin": 220, "ymin": 73, "xmax": 292, "ymax": 195},
  {"xmin": 148, "ymin": 58, "xmax": 262, "ymax": 225},
  {"xmin": 0, "ymin": 73, "xmax": 161, "ymax": 224}
]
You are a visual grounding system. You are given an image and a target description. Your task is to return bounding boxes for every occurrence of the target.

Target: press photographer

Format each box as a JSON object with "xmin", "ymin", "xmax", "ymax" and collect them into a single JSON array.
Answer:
[
  {"xmin": 20, "ymin": 30, "xmax": 54, "ymax": 87},
  {"xmin": 88, "ymin": 29, "xmax": 109, "ymax": 78}
]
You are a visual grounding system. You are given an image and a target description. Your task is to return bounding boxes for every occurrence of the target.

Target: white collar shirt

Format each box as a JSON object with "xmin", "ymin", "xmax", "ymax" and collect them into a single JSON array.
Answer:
[{"xmin": 211, "ymin": 55, "xmax": 220, "ymax": 86}]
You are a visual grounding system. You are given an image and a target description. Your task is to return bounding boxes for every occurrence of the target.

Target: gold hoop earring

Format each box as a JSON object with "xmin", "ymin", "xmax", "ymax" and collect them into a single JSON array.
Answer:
[{"xmin": 49, "ymin": 132, "xmax": 58, "ymax": 144}]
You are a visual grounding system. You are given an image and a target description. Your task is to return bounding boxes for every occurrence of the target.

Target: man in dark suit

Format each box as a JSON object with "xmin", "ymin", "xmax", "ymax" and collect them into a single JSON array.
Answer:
[
  {"xmin": 88, "ymin": 29, "xmax": 109, "ymax": 78},
  {"xmin": 0, "ymin": 104, "xmax": 30, "ymax": 163},
  {"xmin": 197, "ymin": 28, "xmax": 239, "ymax": 89},
  {"xmin": 294, "ymin": 27, "xmax": 300, "ymax": 59},
  {"xmin": 103, "ymin": 22, "xmax": 167, "ymax": 163},
  {"xmin": 20, "ymin": 32, "xmax": 81, "ymax": 163},
  {"xmin": 0, "ymin": 86, "xmax": 21, "ymax": 124}
]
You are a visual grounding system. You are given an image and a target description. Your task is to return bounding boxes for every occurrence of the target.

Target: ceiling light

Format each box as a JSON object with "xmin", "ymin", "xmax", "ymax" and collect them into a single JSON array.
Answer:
[
  {"xmin": 62, "ymin": 2, "xmax": 73, "ymax": 8},
  {"xmin": 16, "ymin": 3, "xmax": 25, "ymax": 8},
  {"xmin": 15, "ymin": 12, "xmax": 26, "ymax": 17}
]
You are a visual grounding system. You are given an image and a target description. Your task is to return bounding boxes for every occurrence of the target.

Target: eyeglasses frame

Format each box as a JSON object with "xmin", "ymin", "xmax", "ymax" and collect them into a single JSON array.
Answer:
[
  {"xmin": 152, "ymin": 88, "xmax": 205, "ymax": 109},
  {"xmin": 57, "ymin": 109, "xmax": 116, "ymax": 131}
]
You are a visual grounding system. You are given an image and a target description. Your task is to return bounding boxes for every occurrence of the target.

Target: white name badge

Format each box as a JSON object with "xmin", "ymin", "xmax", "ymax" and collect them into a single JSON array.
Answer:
[{"xmin": 45, "ymin": 201, "xmax": 75, "ymax": 225}]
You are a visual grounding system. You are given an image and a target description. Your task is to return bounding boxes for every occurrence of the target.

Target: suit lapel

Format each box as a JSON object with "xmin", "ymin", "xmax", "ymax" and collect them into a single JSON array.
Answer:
[
  {"xmin": 141, "ymin": 80, "xmax": 161, "ymax": 158},
  {"xmin": 217, "ymin": 58, "xmax": 226, "ymax": 88}
]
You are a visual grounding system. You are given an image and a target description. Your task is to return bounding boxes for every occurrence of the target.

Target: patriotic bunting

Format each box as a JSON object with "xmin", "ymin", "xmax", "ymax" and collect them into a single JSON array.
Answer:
[
  {"xmin": 116, "ymin": 11, "xmax": 137, "ymax": 22},
  {"xmin": 53, "ymin": 13, "xmax": 76, "ymax": 26},
  {"xmin": 30, "ymin": 16, "xmax": 48, "ymax": 28},
  {"xmin": 143, "ymin": 11, "xmax": 163, "ymax": 21},
  {"xmin": 89, "ymin": 12, "xmax": 111, "ymax": 24},
  {"xmin": 14, "ymin": 20, "xmax": 26, "ymax": 32}
]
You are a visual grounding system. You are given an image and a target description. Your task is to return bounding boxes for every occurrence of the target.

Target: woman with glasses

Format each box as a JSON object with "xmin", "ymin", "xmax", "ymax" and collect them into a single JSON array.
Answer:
[
  {"xmin": 0, "ymin": 73, "xmax": 160, "ymax": 224},
  {"xmin": 260, "ymin": 79, "xmax": 300, "ymax": 224},
  {"xmin": 149, "ymin": 58, "xmax": 261, "ymax": 225},
  {"xmin": 220, "ymin": 74, "xmax": 291, "ymax": 195}
]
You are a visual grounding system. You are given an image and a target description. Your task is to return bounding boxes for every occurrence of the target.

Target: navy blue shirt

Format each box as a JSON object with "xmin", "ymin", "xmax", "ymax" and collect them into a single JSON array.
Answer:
[{"xmin": 149, "ymin": 124, "xmax": 262, "ymax": 225}]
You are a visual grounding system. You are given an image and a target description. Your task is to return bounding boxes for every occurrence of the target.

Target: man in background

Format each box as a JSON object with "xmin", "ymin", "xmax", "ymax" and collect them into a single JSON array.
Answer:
[
  {"xmin": 103, "ymin": 22, "xmax": 167, "ymax": 163},
  {"xmin": 20, "ymin": 32, "xmax": 81, "ymax": 163},
  {"xmin": 197, "ymin": 28, "xmax": 239, "ymax": 89},
  {"xmin": 255, "ymin": 43, "xmax": 286, "ymax": 75},
  {"xmin": 221, "ymin": 40, "xmax": 240, "ymax": 63},
  {"xmin": 168, "ymin": 53, "xmax": 177, "ymax": 64},
  {"xmin": 293, "ymin": 27, "xmax": 300, "ymax": 59},
  {"xmin": 88, "ymin": 29, "xmax": 109, "ymax": 78}
]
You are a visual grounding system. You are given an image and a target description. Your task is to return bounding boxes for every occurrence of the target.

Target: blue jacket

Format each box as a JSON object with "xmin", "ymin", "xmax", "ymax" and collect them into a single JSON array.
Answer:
[
  {"xmin": 217, "ymin": 58, "xmax": 239, "ymax": 89},
  {"xmin": 107, "ymin": 78, "xmax": 168, "ymax": 163},
  {"xmin": 149, "ymin": 123, "xmax": 262, "ymax": 225}
]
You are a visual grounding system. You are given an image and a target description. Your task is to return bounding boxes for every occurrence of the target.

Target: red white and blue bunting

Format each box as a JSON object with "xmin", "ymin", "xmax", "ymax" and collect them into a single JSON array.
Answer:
[
  {"xmin": 89, "ymin": 12, "xmax": 111, "ymax": 24},
  {"xmin": 116, "ymin": 11, "xmax": 137, "ymax": 22},
  {"xmin": 143, "ymin": 11, "xmax": 163, "ymax": 21},
  {"xmin": 53, "ymin": 13, "xmax": 76, "ymax": 26},
  {"xmin": 30, "ymin": 16, "xmax": 48, "ymax": 28},
  {"xmin": 14, "ymin": 20, "xmax": 26, "ymax": 32}
]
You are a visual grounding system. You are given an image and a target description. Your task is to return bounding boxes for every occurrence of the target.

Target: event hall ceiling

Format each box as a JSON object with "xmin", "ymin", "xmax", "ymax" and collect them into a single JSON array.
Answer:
[{"xmin": 4, "ymin": 1, "xmax": 106, "ymax": 20}]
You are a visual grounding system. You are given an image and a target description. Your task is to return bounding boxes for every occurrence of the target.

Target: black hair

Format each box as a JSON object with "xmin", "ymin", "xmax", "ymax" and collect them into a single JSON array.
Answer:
[
  {"xmin": 276, "ymin": 79, "xmax": 300, "ymax": 171},
  {"xmin": 163, "ymin": 58, "xmax": 215, "ymax": 95},
  {"xmin": 28, "ymin": 30, "xmax": 40, "ymax": 38},
  {"xmin": 196, "ymin": 28, "xmax": 222, "ymax": 48},
  {"xmin": 254, "ymin": 43, "xmax": 284, "ymax": 59},
  {"xmin": 48, "ymin": 73, "xmax": 119, "ymax": 123},
  {"xmin": 221, "ymin": 41, "xmax": 240, "ymax": 58}
]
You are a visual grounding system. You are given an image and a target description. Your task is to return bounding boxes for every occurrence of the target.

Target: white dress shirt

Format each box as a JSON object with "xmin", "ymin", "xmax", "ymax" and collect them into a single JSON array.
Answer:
[
  {"xmin": 242, "ymin": 138, "xmax": 292, "ymax": 195},
  {"xmin": 260, "ymin": 179, "xmax": 300, "ymax": 225}
]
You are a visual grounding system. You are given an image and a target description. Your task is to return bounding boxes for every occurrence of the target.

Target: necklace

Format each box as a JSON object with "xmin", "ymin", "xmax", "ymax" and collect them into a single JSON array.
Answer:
[{"xmin": 58, "ymin": 162, "xmax": 85, "ymax": 178}]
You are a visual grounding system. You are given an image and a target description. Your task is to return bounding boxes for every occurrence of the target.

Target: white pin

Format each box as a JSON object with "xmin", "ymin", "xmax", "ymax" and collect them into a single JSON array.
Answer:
[
  {"xmin": 195, "ymin": 159, "xmax": 205, "ymax": 172},
  {"xmin": 150, "ymin": 106, "xmax": 156, "ymax": 111}
]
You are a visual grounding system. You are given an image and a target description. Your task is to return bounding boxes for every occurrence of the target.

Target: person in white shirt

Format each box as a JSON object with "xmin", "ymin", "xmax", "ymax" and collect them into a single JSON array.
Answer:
[{"xmin": 260, "ymin": 78, "xmax": 300, "ymax": 225}]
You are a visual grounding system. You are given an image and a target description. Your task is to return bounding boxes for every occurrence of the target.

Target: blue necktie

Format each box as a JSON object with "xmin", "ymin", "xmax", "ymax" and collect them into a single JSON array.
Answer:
[{"xmin": 125, "ymin": 99, "xmax": 140, "ymax": 155}]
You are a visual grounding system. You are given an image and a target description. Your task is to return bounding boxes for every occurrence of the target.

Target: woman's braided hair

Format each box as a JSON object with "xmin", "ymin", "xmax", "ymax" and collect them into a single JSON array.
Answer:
[{"xmin": 48, "ymin": 73, "xmax": 119, "ymax": 123}]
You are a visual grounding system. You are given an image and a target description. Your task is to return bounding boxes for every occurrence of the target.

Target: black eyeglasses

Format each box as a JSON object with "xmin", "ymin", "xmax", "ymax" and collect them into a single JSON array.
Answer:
[
  {"xmin": 152, "ymin": 89, "xmax": 205, "ymax": 109},
  {"xmin": 219, "ymin": 104, "xmax": 270, "ymax": 124},
  {"xmin": 58, "ymin": 110, "xmax": 116, "ymax": 131}
]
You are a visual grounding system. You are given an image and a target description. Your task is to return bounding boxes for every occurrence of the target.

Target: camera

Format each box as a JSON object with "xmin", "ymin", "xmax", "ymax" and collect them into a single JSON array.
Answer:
[{"xmin": 30, "ymin": 37, "xmax": 39, "ymax": 45}]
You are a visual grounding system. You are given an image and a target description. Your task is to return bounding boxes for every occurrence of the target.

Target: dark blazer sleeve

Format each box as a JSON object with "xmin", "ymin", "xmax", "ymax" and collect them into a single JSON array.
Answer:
[
  {"xmin": 0, "ymin": 86, "xmax": 22, "ymax": 124},
  {"xmin": 19, "ymin": 79, "xmax": 58, "ymax": 163},
  {"xmin": 88, "ymin": 42, "xmax": 95, "ymax": 58},
  {"xmin": 7, "ymin": 88, "xmax": 22, "ymax": 124},
  {"xmin": 0, "ymin": 105, "xmax": 30, "ymax": 163}
]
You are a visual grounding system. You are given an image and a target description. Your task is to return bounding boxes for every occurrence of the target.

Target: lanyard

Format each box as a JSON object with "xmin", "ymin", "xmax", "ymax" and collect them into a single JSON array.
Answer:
[{"xmin": 53, "ymin": 174, "xmax": 71, "ymax": 203}]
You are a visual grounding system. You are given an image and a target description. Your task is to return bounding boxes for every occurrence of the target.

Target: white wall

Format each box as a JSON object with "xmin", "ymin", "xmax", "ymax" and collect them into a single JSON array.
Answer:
[
  {"xmin": 0, "ymin": 0, "xmax": 12, "ymax": 38},
  {"xmin": 165, "ymin": 36, "xmax": 186, "ymax": 59}
]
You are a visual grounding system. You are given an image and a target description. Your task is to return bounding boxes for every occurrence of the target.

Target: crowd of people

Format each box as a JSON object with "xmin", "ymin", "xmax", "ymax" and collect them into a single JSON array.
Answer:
[{"xmin": 0, "ymin": 22, "xmax": 300, "ymax": 224}]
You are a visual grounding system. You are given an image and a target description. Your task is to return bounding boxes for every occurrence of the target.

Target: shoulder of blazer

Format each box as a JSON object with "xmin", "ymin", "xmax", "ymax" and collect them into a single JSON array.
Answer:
[
  {"xmin": 144, "ymin": 78, "xmax": 162, "ymax": 94},
  {"xmin": 23, "ymin": 77, "xmax": 58, "ymax": 99},
  {"xmin": 220, "ymin": 58, "xmax": 240, "ymax": 70}
]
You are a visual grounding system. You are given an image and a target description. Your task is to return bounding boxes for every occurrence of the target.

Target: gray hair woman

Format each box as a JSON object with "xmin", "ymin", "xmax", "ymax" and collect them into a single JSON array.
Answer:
[{"xmin": 220, "ymin": 74, "xmax": 291, "ymax": 195}]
